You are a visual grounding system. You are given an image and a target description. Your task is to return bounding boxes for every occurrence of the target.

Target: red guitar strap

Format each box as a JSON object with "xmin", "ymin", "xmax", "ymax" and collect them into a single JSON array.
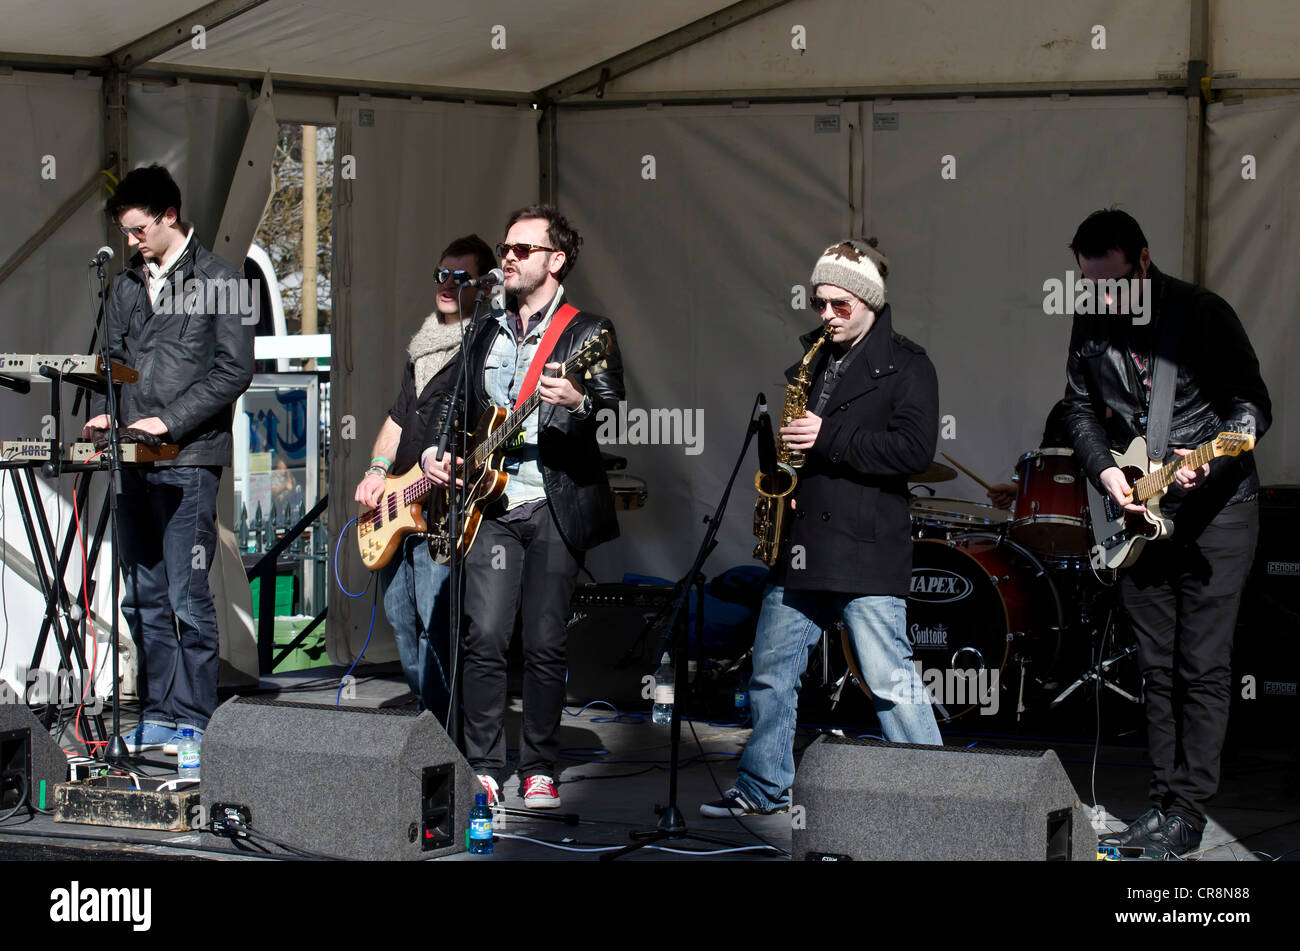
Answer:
[{"xmin": 513, "ymin": 302, "xmax": 581, "ymax": 410}]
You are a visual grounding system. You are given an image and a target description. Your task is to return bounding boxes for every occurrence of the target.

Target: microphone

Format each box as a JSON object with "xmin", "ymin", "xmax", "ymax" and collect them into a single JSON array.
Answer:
[
  {"xmin": 89, "ymin": 246, "xmax": 114, "ymax": 267},
  {"xmin": 757, "ymin": 393, "xmax": 777, "ymax": 476},
  {"xmin": 464, "ymin": 268, "xmax": 504, "ymax": 288}
]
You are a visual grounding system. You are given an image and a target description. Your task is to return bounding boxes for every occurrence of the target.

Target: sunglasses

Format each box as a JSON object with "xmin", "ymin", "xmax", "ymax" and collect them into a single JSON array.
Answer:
[
  {"xmin": 496, "ymin": 243, "xmax": 555, "ymax": 261},
  {"xmin": 810, "ymin": 297, "xmax": 856, "ymax": 318},
  {"xmin": 118, "ymin": 211, "xmax": 165, "ymax": 239},
  {"xmin": 434, "ymin": 268, "xmax": 469, "ymax": 285}
]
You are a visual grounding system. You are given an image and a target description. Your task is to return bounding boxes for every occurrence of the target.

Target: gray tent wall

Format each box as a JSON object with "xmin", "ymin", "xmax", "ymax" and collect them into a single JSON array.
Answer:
[
  {"xmin": 556, "ymin": 95, "xmax": 1188, "ymax": 582},
  {"xmin": 1205, "ymin": 92, "xmax": 1300, "ymax": 487}
]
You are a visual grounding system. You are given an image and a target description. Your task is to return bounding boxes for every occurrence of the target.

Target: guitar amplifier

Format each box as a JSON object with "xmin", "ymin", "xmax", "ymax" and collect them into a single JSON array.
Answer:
[{"xmin": 1230, "ymin": 486, "xmax": 1299, "ymax": 746}]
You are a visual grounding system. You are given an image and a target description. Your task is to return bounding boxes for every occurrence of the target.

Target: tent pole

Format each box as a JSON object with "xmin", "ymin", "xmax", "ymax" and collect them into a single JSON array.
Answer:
[{"xmin": 1183, "ymin": 0, "xmax": 1210, "ymax": 285}]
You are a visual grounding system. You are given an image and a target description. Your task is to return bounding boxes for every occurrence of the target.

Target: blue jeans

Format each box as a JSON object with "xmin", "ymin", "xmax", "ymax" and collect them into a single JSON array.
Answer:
[
  {"xmin": 380, "ymin": 536, "xmax": 452, "ymax": 718},
  {"xmin": 735, "ymin": 584, "xmax": 941, "ymax": 811},
  {"xmin": 117, "ymin": 466, "xmax": 222, "ymax": 731}
]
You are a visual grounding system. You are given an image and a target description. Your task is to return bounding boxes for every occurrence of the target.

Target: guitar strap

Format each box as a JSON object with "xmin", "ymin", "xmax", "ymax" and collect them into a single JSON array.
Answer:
[
  {"xmin": 513, "ymin": 303, "xmax": 581, "ymax": 411},
  {"xmin": 1145, "ymin": 280, "xmax": 1181, "ymax": 462}
]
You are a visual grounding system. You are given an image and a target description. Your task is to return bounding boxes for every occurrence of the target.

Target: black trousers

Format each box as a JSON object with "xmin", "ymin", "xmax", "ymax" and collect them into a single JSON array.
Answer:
[
  {"xmin": 460, "ymin": 503, "xmax": 582, "ymax": 778},
  {"xmin": 1121, "ymin": 498, "xmax": 1259, "ymax": 832}
]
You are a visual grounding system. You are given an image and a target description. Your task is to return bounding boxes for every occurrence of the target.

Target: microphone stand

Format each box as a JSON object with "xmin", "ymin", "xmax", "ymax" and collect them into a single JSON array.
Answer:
[
  {"xmin": 87, "ymin": 257, "xmax": 131, "ymax": 764},
  {"xmin": 602, "ymin": 393, "xmax": 767, "ymax": 861},
  {"xmin": 434, "ymin": 280, "xmax": 495, "ymax": 748}
]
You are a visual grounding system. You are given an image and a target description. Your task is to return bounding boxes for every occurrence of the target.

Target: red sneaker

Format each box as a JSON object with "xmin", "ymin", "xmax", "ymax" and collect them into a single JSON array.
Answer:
[
  {"xmin": 522, "ymin": 774, "xmax": 561, "ymax": 809},
  {"xmin": 477, "ymin": 774, "xmax": 500, "ymax": 806}
]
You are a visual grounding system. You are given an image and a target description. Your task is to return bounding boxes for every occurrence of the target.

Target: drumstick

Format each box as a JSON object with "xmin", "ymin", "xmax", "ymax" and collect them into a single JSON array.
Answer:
[{"xmin": 939, "ymin": 452, "xmax": 995, "ymax": 492}]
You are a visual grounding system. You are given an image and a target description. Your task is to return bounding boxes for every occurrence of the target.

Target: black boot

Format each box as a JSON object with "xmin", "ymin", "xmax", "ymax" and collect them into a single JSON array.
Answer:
[
  {"xmin": 1143, "ymin": 814, "xmax": 1202, "ymax": 858},
  {"xmin": 1099, "ymin": 807, "xmax": 1165, "ymax": 848}
]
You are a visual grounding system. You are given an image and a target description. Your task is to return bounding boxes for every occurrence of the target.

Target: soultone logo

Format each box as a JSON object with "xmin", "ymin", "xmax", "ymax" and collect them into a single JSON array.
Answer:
[{"xmin": 49, "ymin": 881, "xmax": 151, "ymax": 931}]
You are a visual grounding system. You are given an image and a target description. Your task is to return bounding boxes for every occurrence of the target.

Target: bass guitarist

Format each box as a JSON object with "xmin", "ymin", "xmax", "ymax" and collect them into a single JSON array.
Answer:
[
  {"xmin": 353, "ymin": 235, "xmax": 495, "ymax": 720},
  {"xmin": 1060, "ymin": 209, "xmax": 1271, "ymax": 857},
  {"xmin": 422, "ymin": 204, "xmax": 624, "ymax": 809}
]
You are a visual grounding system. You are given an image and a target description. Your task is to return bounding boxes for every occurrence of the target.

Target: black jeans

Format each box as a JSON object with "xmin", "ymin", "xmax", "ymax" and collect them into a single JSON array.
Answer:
[
  {"xmin": 1121, "ymin": 498, "xmax": 1259, "ymax": 832},
  {"xmin": 116, "ymin": 465, "xmax": 222, "ymax": 731},
  {"xmin": 459, "ymin": 503, "xmax": 582, "ymax": 778}
]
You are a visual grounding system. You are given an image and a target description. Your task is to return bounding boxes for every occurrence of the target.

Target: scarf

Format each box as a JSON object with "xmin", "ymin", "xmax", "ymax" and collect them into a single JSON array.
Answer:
[{"xmin": 408, "ymin": 314, "xmax": 464, "ymax": 396}]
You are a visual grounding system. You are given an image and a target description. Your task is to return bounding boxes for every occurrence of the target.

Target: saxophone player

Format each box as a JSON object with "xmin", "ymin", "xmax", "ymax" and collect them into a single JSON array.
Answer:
[{"xmin": 702, "ymin": 238, "xmax": 943, "ymax": 818}]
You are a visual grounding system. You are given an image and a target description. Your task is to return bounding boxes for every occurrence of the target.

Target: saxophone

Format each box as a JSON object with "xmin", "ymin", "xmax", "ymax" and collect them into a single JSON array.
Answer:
[{"xmin": 753, "ymin": 330, "xmax": 832, "ymax": 565}]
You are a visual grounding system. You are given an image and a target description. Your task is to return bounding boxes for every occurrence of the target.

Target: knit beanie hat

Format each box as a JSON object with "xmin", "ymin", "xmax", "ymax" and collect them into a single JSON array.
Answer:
[{"xmin": 809, "ymin": 237, "xmax": 889, "ymax": 310}]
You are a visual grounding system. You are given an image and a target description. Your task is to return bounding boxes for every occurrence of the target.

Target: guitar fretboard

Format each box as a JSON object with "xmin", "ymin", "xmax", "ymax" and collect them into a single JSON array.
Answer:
[
  {"xmin": 1133, "ymin": 435, "xmax": 1248, "ymax": 501},
  {"xmin": 467, "ymin": 341, "xmax": 601, "ymax": 471}
]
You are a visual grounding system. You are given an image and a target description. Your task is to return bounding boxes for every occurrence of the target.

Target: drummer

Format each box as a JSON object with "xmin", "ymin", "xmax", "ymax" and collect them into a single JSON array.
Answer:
[{"xmin": 987, "ymin": 399, "xmax": 1075, "ymax": 510}]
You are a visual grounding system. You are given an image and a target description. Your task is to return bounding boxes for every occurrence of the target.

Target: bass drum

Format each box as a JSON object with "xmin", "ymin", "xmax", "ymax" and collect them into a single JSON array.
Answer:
[{"xmin": 845, "ymin": 533, "xmax": 1063, "ymax": 723}]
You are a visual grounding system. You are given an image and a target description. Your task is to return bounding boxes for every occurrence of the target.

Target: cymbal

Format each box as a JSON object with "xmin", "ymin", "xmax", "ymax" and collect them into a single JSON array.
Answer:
[{"xmin": 910, "ymin": 460, "xmax": 958, "ymax": 483}]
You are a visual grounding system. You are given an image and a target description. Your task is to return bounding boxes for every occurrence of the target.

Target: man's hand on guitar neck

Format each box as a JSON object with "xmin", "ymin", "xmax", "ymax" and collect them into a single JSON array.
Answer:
[
  {"xmin": 538, "ymin": 362, "xmax": 586, "ymax": 410},
  {"xmin": 1172, "ymin": 448, "xmax": 1211, "ymax": 491},
  {"xmin": 1100, "ymin": 466, "xmax": 1148, "ymax": 514},
  {"xmin": 422, "ymin": 449, "xmax": 463, "ymax": 488}
]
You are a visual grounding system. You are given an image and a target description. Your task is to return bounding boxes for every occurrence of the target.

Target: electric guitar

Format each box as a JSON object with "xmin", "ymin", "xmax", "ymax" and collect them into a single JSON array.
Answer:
[
  {"xmin": 1085, "ymin": 431, "xmax": 1255, "ymax": 570},
  {"xmin": 356, "ymin": 330, "xmax": 611, "ymax": 571}
]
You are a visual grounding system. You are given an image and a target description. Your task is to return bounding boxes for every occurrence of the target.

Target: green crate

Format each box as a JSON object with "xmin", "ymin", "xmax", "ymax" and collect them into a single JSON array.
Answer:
[{"xmin": 249, "ymin": 573, "xmax": 297, "ymax": 618}]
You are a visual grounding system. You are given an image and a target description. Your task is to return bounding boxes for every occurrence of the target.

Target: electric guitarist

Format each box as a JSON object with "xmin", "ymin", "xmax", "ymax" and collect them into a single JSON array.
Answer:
[
  {"xmin": 1060, "ymin": 209, "xmax": 1271, "ymax": 858},
  {"xmin": 422, "ymin": 204, "xmax": 624, "ymax": 810}
]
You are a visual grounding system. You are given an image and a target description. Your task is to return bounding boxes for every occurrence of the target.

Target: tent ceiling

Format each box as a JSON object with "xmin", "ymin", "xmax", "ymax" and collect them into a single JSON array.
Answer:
[{"xmin": 3, "ymin": 0, "xmax": 738, "ymax": 92}]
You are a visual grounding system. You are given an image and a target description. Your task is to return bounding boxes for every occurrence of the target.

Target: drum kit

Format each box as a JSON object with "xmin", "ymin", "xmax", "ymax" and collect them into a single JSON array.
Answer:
[
  {"xmin": 891, "ymin": 448, "xmax": 1140, "ymax": 723},
  {"xmin": 831, "ymin": 447, "xmax": 1138, "ymax": 725}
]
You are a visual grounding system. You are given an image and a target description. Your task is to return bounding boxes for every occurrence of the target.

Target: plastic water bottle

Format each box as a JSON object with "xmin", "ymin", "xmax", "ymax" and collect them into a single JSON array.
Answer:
[
  {"xmin": 652, "ymin": 652, "xmax": 675, "ymax": 725},
  {"xmin": 468, "ymin": 792, "xmax": 493, "ymax": 854},
  {"xmin": 176, "ymin": 729, "xmax": 200, "ymax": 781}
]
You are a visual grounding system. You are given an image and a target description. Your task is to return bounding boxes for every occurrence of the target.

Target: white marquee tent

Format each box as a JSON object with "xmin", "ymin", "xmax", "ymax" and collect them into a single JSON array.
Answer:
[{"xmin": 1, "ymin": 0, "xmax": 1296, "ymax": 682}]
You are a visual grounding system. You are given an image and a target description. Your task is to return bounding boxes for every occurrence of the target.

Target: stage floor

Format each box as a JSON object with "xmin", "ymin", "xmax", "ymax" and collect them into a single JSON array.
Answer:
[{"xmin": 3, "ymin": 664, "xmax": 1297, "ymax": 862}]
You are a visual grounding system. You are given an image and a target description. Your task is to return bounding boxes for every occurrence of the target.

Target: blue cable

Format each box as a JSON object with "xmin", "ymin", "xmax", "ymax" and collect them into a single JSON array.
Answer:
[
  {"xmin": 332, "ymin": 514, "xmax": 378, "ymax": 705},
  {"xmin": 337, "ymin": 583, "xmax": 378, "ymax": 706}
]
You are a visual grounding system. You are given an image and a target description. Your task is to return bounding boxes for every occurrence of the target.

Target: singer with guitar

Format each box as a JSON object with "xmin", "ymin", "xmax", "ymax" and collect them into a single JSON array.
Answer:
[
  {"xmin": 353, "ymin": 234, "xmax": 496, "ymax": 719},
  {"xmin": 1060, "ymin": 209, "xmax": 1271, "ymax": 857},
  {"xmin": 422, "ymin": 205, "xmax": 624, "ymax": 809}
]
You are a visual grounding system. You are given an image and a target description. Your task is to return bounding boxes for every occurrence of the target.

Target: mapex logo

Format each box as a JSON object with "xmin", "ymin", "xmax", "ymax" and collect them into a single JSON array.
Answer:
[
  {"xmin": 1267, "ymin": 561, "xmax": 1300, "ymax": 576},
  {"xmin": 908, "ymin": 570, "xmax": 972, "ymax": 603}
]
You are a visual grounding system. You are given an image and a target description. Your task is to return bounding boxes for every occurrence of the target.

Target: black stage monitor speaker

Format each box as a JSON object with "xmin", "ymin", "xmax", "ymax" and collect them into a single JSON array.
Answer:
[
  {"xmin": 792, "ymin": 736, "xmax": 1096, "ymax": 861},
  {"xmin": 1230, "ymin": 485, "xmax": 1299, "ymax": 744},
  {"xmin": 0, "ymin": 702, "xmax": 67, "ymax": 816},
  {"xmin": 203, "ymin": 697, "xmax": 480, "ymax": 860}
]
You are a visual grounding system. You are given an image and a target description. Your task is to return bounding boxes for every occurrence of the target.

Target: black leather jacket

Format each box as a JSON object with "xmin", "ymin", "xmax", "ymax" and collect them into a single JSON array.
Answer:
[
  {"xmin": 427, "ymin": 293, "xmax": 625, "ymax": 552},
  {"xmin": 1061, "ymin": 264, "xmax": 1270, "ymax": 514},
  {"xmin": 92, "ymin": 238, "xmax": 255, "ymax": 467}
]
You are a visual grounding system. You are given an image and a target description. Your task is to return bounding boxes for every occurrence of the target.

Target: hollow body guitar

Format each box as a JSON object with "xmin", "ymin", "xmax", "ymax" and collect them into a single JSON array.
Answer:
[
  {"xmin": 356, "ymin": 329, "xmax": 611, "ymax": 571},
  {"xmin": 1085, "ymin": 430, "xmax": 1254, "ymax": 570}
]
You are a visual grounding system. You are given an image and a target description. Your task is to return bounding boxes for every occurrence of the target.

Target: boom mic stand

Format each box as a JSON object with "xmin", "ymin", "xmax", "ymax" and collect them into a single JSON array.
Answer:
[{"xmin": 602, "ymin": 393, "xmax": 768, "ymax": 861}]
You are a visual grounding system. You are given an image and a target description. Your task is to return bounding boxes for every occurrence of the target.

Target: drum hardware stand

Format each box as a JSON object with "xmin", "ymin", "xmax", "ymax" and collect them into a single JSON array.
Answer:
[
  {"xmin": 601, "ymin": 394, "xmax": 769, "ymax": 861},
  {"xmin": 1049, "ymin": 602, "xmax": 1140, "ymax": 708}
]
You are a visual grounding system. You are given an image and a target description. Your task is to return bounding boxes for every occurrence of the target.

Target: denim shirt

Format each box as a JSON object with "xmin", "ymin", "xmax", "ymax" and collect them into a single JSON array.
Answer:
[{"xmin": 483, "ymin": 290, "xmax": 567, "ymax": 511}]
